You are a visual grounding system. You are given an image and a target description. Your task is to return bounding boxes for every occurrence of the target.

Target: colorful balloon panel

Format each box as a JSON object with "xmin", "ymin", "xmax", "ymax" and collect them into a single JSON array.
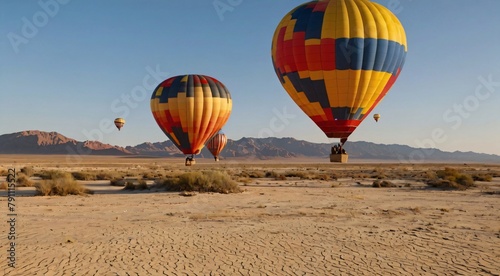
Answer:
[
  {"xmin": 150, "ymin": 75, "xmax": 232, "ymax": 155},
  {"xmin": 271, "ymin": 0, "xmax": 407, "ymax": 139},
  {"xmin": 206, "ymin": 132, "xmax": 227, "ymax": 159}
]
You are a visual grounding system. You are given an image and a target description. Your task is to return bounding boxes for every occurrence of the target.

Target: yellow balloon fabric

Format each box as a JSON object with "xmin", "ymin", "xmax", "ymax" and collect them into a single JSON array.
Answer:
[
  {"xmin": 271, "ymin": 0, "xmax": 407, "ymax": 139},
  {"xmin": 150, "ymin": 75, "xmax": 232, "ymax": 155}
]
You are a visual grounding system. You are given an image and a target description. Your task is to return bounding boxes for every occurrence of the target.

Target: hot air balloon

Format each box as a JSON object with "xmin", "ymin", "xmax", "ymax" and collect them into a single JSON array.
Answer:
[
  {"xmin": 150, "ymin": 75, "xmax": 232, "ymax": 165},
  {"xmin": 114, "ymin": 118, "xmax": 125, "ymax": 131},
  {"xmin": 373, "ymin": 113, "xmax": 381, "ymax": 122},
  {"xmin": 206, "ymin": 132, "xmax": 227, "ymax": 161},
  {"xmin": 271, "ymin": 0, "xmax": 407, "ymax": 161}
]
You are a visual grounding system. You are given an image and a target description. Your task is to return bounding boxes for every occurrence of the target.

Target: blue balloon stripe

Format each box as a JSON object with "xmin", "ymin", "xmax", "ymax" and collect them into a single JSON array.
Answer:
[{"xmin": 334, "ymin": 38, "xmax": 406, "ymax": 75}]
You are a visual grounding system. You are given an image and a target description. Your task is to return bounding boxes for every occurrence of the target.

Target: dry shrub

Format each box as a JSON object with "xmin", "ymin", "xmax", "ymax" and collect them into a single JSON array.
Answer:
[
  {"xmin": 16, "ymin": 174, "xmax": 35, "ymax": 187},
  {"xmin": 239, "ymin": 170, "xmax": 266, "ymax": 178},
  {"xmin": 71, "ymin": 171, "xmax": 95, "ymax": 181},
  {"xmin": 427, "ymin": 167, "xmax": 475, "ymax": 190},
  {"xmin": 237, "ymin": 177, "xmax": 252, "ymax": 184},
  {"xmin": 265, "ymin": 171, "xmax": 280, "ymax": 178},
  {"xmin": 36, "ymin": 172, "xmax": 91, "ymax": 196},
  {"xmin": 285, "ymin": 171, "xmax": 309, "ymax": 179},
  {"xmin": 311, "ymin": 173, "xmax": 330, "ymax": 181},
  {"xmin": 110, "ymin": 178, "xmax": 125, "ymax": 186},
  {"xmin": 372, "ymin": 180, "xmax": 396, "ymax": 188},
  {"xmin": 0, "ymin": 169, "xmax": 7, "ymax": 176},
  {"xmin": 157, "ymin": 171, "xmax": 241, "ymax": 194},
  {"xmin": 0, "ymin": 182, "xmax": 7, "ymax": 190},
  {"xmin": 36, "ymin": 170, "xmax": 68, "ymax": 180},
  {"xmin": 20, "ymin": 166, "xmax": 34, "ymax": 177},
  {"xmin": 95, "ymin": 172, "xmax": 120, "ymax": 180},
  {"xmin": 123, "ymin": 180, "xmax": 149, "ymax": 190},
  {"xmin": 472, "ymin": 174, "xmax": 493, "ymax": 182}
]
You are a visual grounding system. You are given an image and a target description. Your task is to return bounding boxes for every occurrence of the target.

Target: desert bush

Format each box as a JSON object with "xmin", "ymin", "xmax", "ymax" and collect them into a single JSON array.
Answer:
[
  {"xmin": 427, "ymin": 168, "xmax": 475, "ymax": 190},
  {"xmin": 472, "ymin": 174, "xmax": 493, "ymax": 182},
  {"xmin": 285, "ymin": 171, "xmax": 309, "ymax": 179},
  {"xmin": 237, "ymin": 177, "xmax": 252, "ymax": 184},
  {"xmin": 20, "ymin": 166, "xmax": 34, "ymax": 177},
  {"xmin": 124, "ymin": 181, "xmax": 136, "ymax": 190},
  {"xmin": 142, "ymin": 172, "xmax": 156, "ymax": 180},
  {"xmin": 16, "ymin": 173, "xmax": 35, "ymax": 187},
  {"xmin": 97, "ymin": 172, "xmax": 121, "ymax": 180},
  {"xmin": 0, "ymin": 182, "xmax": 7, "ymax": 190},
  {"xmin": 372, "ymin": 180, "xmax": 397, "ymax": 188},
  {"xmin": 239, "ymin": 170, "xmax": 266, "ymax": 178},
  {"xmin": 36, "ymin": 172, "xmax": 91, "ymax": 196},
  {"xmin": 71, "ymin": 171, "xmax": 95, "ymax": 181},
  {"xmin": 124, "ymin": 180, "xmax": 149, "ymax": 191},
  {"xmin": 36, "ymin": 170, "xmax": 68, "ymax": 180},
  {"xmin": 110, "ymin": 178, "xmax": 126, "ymax": 186},
  {"xmin": 157, "ymin": 171, "xmax": 241, "ymax": 194},
  {"xmin": 0, "ymin": 169, "xmax": 7, "ymax": 176},
  {"xmin": 265, "ymin": 171, "xmax": 279, "ymax": 178}
]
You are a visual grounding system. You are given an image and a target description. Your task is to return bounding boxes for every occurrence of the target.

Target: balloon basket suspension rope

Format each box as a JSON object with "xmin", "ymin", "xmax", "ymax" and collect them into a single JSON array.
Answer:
[{"xmin": 330, "ymin": 139, "xmax": 348, "ymax": 163}]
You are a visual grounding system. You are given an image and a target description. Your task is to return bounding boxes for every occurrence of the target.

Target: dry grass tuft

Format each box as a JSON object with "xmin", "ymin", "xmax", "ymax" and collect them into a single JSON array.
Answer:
[
  {"xmin": 471, "ymin": 174, "xmax": 493, "ymax": 182},
  {"xmin": 36, "ymin": 172, "xmax": 91, "ymax": 196},
  {"xmin": 123, "ymin": 180, "xmax": 149, "ymax": 191},
  {"xmin": 16, "ymin": 173, "xmax": 35, "ymax": 187},
  {"xmin": 155, "ymin": 171, "xmax": 241, "ymax": 194},
  {"xmin": 20, "ymin": 166, "xmax": 34, "ymax": 177},
  {"xmin": 426, "ymin": 167, "xmax": 475, "ymax": 190}
]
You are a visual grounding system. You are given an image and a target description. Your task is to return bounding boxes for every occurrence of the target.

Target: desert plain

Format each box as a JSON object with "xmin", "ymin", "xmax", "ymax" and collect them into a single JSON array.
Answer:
[{"xmin": 1, "ymin": 155, "xmax": 499, "ymax": 276}]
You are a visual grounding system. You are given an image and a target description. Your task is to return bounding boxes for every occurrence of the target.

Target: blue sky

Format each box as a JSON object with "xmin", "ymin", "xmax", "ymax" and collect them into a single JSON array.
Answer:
[{"xmin": 1, "ymin": 0, "xmax": 499, "ymax": 156}]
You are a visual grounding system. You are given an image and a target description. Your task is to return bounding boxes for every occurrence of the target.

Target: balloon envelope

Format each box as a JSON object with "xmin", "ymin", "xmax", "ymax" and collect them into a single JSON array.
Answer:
[
  {"xmin": 271, "ymin": 0, "xmax": 407, "ymax": 139},
  {"xmin": 114, "ymin": 118, "xmax": 125, "ymax": 131},
  {"xmin": 206, "ymin": 132, "xmax": 227, "ymax": 159},
  {"xmin": 150, "ymin": 75, "xmax": 232, "ymax": 155},
  {"xmin": 373, "ymin": 114, "xmax": 381, "ymax": 122}
]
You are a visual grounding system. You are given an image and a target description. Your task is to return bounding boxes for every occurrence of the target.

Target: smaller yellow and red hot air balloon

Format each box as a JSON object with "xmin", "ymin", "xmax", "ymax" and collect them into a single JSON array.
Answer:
[
  {"xmin": 373, "ymin": 114, "xmax": 381, "ymax": 122},
  {"xmin": 114, "ymin": 118, "xmax": 125, "ymax": 131},
  {"xmin": 206, "ymin": 132, "xmax": 227, "ymax": 161}
]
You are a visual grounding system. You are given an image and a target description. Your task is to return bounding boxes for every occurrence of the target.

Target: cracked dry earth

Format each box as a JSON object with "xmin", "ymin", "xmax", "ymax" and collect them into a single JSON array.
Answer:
[{"xmin": 2, "ymin": 182, "xmax": 499, "ymax": 275}]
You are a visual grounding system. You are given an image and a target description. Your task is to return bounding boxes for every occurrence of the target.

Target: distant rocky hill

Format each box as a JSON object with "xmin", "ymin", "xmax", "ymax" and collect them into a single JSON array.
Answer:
[
  {"xmin": 0, "ymin": 130, "xmax": 131, "ymax": 155},
  {"xmin": 1, "ymin": 130, "xmax": 499, "ymax": 163}
]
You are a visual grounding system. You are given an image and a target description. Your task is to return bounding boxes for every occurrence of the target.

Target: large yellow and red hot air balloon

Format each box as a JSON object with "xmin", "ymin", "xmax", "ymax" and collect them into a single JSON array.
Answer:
[
  {"xmin": 206, "ymin": 132, "xmax": 228, "ymax": 161},
  {"xmin": 150, "ymin": 75, "xmax": 232, "ymax": 157},
  {"xmin": 271, "ymin": 0, "xmax": 407, "ymax": 145}
]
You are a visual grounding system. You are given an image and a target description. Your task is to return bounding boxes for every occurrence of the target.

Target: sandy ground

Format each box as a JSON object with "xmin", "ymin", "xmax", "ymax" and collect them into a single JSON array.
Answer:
[{"xmin": 1, "ymin": 156, "xmax": 500, "ymax": 275}]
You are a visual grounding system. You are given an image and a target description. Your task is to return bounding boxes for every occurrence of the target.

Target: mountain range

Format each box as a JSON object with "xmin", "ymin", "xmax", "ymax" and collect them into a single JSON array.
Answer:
[{"xmin": 1, "ymin": 130, "xmax": 499, "ymax": 163}]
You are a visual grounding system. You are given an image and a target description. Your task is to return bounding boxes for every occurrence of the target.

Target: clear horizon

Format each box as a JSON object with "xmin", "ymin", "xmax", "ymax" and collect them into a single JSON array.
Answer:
[{"xmin": 1, "ymin": 0, "xmax": 499, "ymax": 157}]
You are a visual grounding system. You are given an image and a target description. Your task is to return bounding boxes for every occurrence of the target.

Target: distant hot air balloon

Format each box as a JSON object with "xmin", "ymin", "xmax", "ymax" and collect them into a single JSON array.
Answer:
[
  {"xmin": 271, "ymin": 0, "xmax": 407, "ymax": 148},
  {"xmin": 373, "ymin": 114, "xmax": 381, "ymax": 122},
  {"xmin": 114, "ymin": 118, "xmax": 125, "ymax": 131},
  {"xmin": 206, "ymin": 132, "xmax": 227, "ymax": 161},
  {"xmin": 150, "ymin": 75, "xmax": 232, "ymax": 164}
]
